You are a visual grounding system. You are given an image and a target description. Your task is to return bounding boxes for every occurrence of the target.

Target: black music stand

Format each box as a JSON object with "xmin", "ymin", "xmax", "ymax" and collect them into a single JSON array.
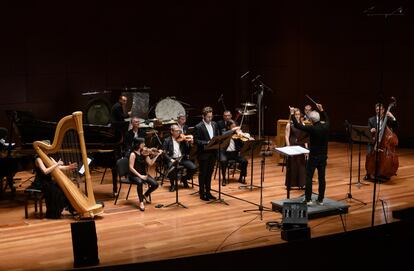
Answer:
[
  {"xmin": 275, "ymin": 146, "xmax": 310, "ymax": 199},
  {"xmin": 164, "ymin": 156, "xmax": 187, "ymax": 209},
  {"xmin": 239, "ymin": 139, "xmax": 264, "ymax": 190},
  {"xmin": 340, "ymin": 123, "xmax": 370, "ymax": 205},
  {"xmin": 205, "ymin": 132, "xmax": 232, "ymax": 205},
  {"xmin": 350, "ymin": 125, "xmax": 371, "ymax": 187}
]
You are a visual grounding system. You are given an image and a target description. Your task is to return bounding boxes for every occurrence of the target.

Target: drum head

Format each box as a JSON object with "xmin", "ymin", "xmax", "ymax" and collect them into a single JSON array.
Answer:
[
  {"xmin": 85, "ymin": 98, "xmax": 111, "ymax": 125},
  {"xmin": 155, "ymin": 97, "xmax": 185, "ymax": 122}
]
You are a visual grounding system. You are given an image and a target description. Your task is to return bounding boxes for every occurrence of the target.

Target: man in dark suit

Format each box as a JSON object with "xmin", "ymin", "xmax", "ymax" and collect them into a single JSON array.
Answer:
[
  {"xmin": 290, "ymin": 103, "xmax": 329, "ymax": 205},
  {"xmin": 195, "ymin": 106, "xmax": 219, "ymax": 201},
  {"xmin": 163, "ymin": 124, "xmax": 196, "ymax": 192},
  {"xmin": 123, "ymin": 117, "xmax": 146, "ymax": 157},
  {"xmin": 364, "ymin": 103, "xmax": 398, "ymax": 180},
  {"xmin": 216, "ymin": 110, "xmax": 232, "ymax": 134},
  {"xmin": 111, "ymin": 95, "xmax": 131, "ymax": 123},
  {"xmin": 177, "ymin": 113, "xmax": 189, "ymax": 135}
]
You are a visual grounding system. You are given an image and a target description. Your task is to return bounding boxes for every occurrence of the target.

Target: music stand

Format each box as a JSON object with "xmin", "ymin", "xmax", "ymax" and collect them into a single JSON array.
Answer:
[
  {"xmin": 205, "ymin": 132, "xmax": 232, "ymax": 205},
  {"xmin": 239, "ymin": 139, "xmax": 264, "ymax": 190},
  {"xmin": 164, "ymin": 156, "xmax": 187, "ymax": 209},
  {"xmin": 350, "ymin": 125, "xmax": 371, "ymax": 186},
  {"xmin": 274, "ymin": 146, "xmax": 310, "ymax": 199}
]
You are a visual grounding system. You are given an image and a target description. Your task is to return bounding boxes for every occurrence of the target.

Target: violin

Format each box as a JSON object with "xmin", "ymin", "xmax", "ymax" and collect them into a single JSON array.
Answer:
[
  {"xmin": 176, "ymin": 134, "xmax": 194, "ymax": 142},
  {"xmin": 232, "ymin": 130, "xmax": 254, "ymax": 141},
  {"xmin": 141, "ymin": 147, "xmax": 163, "ymax": 157}
]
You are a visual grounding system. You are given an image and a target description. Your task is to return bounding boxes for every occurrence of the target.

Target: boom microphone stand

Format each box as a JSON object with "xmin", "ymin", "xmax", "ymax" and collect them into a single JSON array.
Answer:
[
  {"xmin": 243, "ymin": 150, "xmax": 272, "ymax": 220},
  {"xmin": 365, "ymin": 5, "xmax": 404, "ymax": 226}
]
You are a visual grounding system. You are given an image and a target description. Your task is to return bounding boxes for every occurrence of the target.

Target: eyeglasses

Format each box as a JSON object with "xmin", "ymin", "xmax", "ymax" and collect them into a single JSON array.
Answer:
[{"xmin": 173, "ymin": 130, "xmax": 182, "ymax": 133}]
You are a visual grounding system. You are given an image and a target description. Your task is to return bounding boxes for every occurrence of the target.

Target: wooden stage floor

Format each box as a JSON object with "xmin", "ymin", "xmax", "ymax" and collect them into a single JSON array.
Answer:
[{"xmin": 1, "ymin": 141, "xmax": 414, "ymax": 270}]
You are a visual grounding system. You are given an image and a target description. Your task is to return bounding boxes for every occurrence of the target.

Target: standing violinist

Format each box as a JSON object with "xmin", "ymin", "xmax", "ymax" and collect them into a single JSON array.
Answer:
[
  {"xmin": 364, "ymin": 102, "xmax": 398, "ymax": 180},
  {"xmin": 129, "ymin": 137, "xmax": 161, "ymax": 211},
  {"xmin": 219, "ymin": 120, "xmax": 250, "ymax": 185},
  {"xmin": 163, "ymin": 124, "xmax": 196, "ymax": 192}
]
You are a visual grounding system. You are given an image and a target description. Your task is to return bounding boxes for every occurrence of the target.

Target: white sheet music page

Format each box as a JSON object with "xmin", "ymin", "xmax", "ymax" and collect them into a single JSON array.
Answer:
[{"xmin": 275, "ymin": 146, "xmax": 309, "ymax": 156}]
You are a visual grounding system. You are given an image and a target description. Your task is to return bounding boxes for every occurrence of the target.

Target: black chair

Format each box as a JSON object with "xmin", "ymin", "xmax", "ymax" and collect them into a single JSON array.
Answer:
[
  {"xmin": 113, "ymin": 157, "xmax": 151, "ymax": 205},
  {"xmin": 114, "ymin": 157, "xmax": 134, "ymax": 205}
]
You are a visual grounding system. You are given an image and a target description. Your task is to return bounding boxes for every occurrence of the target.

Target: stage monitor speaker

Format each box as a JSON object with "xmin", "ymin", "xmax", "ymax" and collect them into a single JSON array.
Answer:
[
  {"xmin": 392, "ymin": 207, "xmax": 414, "ymax": 220},
  {"xmin": 281, "ymin": 226, "xmax": 311, "ymax": 241},
  {"xmin": 70, "ymin": 220, "xmax": 99, "ymax": 268}
]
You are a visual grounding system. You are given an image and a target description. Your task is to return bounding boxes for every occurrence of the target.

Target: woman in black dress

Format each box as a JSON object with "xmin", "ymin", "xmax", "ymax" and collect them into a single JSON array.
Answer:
[
  {"xmin": 284, "ymin": 108, "xmax": 309, "ymax": 189},
  {"xmin": 33, "ymin": 155, "xmax": 77, "ymax": 218},
  {"xmin": 129, "ymin": 137, "xmax": 162, "ymax": 211}
]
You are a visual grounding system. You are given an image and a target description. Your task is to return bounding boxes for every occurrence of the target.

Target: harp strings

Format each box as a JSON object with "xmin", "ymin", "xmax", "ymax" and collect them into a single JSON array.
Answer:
[{"xmin": 59, "ymin": 129, "xmax": 83, "ymax": 188}]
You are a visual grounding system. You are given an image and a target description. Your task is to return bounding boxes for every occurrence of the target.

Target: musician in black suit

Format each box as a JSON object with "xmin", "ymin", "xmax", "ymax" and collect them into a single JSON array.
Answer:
[
  {"xmin": 219, "ymin": 120, "xmax": 250, "ymax": 185},
  {"xmin": 216, "ymin": 110, "xmax": 232, "ymax": 134},
  {"xmin": 111, "ymin": 95, "xmax": 131, "ymax": 122},
  {"xmin": 124, "ymin": 117, "xmax": 146, "ymax": 157},
  {"xmin": 163, "ymin": 124, "xmax": 196, "ymax": 192},
  {"xmin": 177, "ymin": 113, "xmax": 189, "ymax": 134},
  {"xmin": 290, "ymin": 103, "xmax": 329, "ymax": 205},
  {"xmin": 195, "ymin": 106, "xmax": 219, "ymax": 201},
  {"xmin": 110, "ymin": 95, "xmax": 131, "ymax": 197},
  {"xmin": 364, "ymin": 103, "xmax": 398, "ymax": 180}
]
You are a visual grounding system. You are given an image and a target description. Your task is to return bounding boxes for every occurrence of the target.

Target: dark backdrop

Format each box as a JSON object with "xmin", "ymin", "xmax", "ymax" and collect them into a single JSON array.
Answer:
[{"xmin": 1, "ymin": 1, "xmax": 413, "ymax": 146}]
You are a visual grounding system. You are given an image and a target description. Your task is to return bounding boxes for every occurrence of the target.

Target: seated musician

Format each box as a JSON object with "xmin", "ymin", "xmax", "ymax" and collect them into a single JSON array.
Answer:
[
  {"xmin": 176, "ymin": 113, "xmax": 189, "ymax": 134},
  {"xmin": 32, "ymin": 154, "xmax": 77, "ymax": 219},
  {"xmin": 219, "ymin": 120, "xmax": 251, "ymax": 185},
  {"xmin": 163, "ymin": 124, "xmax": 196, "ymax": 192},
  {"xmin": 129, "ymin": 137, "xmax": 161, "ymax": 211},
  {"xmin": 217, "ymin": 110, "xmax": 233, "ymax": 134},
  {"xmin": 123, "ymin": 116, "xmax": 146, "ymax": 157}
]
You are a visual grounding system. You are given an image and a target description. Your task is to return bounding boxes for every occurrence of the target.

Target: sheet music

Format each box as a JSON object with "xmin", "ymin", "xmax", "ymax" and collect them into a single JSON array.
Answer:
[
  {"xmin": 78, "ymin": 157, "xmax": 92, "ymax": 175},
  {"xmin": 275, "ymin": 146, "xmax": 309, "ymax": 156}
]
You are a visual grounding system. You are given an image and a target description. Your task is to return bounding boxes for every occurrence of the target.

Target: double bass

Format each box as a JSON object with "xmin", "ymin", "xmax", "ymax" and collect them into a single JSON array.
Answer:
[{"xmin": 365, "ymin": 97, "xmax": 399, "ymax": 179}]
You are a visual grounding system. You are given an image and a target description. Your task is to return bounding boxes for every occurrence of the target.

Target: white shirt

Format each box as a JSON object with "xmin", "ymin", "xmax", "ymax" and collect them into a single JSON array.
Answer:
[
  {"xmin": 172, "ymin": 138, "xmax": 182, "ymax": 158},
  {"xmin": 203, "ymin": 120, "xmax": 214, "ymax": 140},
  {"xmin": 226, "ymin": 138, "xmax": 236, "ymax": 152}
]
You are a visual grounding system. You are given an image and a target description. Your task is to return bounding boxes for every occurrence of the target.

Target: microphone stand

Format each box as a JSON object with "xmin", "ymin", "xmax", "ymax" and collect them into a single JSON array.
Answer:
[
  {"xmin": 365, "ymin": 5, "xmax": 403, "ymax": 227},
  {"xmin": 252, "ymin": 75, "xmax": 273, "ymax": 140}
]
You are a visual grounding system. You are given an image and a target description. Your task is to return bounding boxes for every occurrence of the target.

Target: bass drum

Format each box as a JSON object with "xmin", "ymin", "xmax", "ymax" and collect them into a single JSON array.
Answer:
[
  {"xmin": 85, "ymin": 98, "xmax": 112, "ymax": 125},
  {"xmin": 155, "ymin": 97, "xmax": 185, "ymax": 122}
]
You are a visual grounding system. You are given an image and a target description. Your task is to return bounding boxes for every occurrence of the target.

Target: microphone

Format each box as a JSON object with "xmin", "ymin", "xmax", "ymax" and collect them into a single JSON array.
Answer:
[
  {"xmin": 218, "ymin": 94, "xmax": 223, "ymax": 103},
  {"xmin": 398, "ymin": 6, "xmax": 403, "ymax": 14},
  {"xmin": 363, "ymin": 6, "xmax": 375, "ymax": 13},
  {"xmin": 251, "ymin": 75, "xmax": 261, "ymax": 83},
  {"xmin": 240, "ymin": 71, "xmax": 250, "ymax": 79}
]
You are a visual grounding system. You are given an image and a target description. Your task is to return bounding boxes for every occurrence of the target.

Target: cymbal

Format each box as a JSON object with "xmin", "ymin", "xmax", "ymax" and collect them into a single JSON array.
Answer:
[
  {"xmin": 241, "ymin": 111, "xmax": 256, "ymax": 115},
  {"xmin": 241, "ymin": 102, "xmax": 256, "ymax": 107},
  {"xmin": 146, "ymin": 129, "xmax": 158, "ymax": 134},
  {"xmin": 161, "ymin": 119, "xmax": 177, "ymax": 125}
]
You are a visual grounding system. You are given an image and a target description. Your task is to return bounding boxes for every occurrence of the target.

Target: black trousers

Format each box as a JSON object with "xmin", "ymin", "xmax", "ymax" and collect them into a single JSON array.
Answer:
[
  {"xmin": 220, "ymin": 151, "xmax": 248, "ymax": 179},
  {"xmin": 129, "ymin": 175, "xmax": 159, "ymax": 202},
  {"xmin": 167, "ymin": 159, "xmax": 197, "ymax": 186},
  {"xmin": 305, "ymin": 154, "xmax": 327, "ymax": 202},
  {"xmin": 197, "ymin": 153, "xmax": 216, "ymax": 196}
]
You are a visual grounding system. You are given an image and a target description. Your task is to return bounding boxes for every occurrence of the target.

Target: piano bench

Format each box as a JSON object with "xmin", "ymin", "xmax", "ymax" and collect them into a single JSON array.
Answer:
[{"xmin": 24, "ymin": 188, "xmax": 44, "ymax": 219}]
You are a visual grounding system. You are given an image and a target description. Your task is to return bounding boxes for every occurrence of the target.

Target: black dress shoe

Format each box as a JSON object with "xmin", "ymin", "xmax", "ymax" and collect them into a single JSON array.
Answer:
[
  {"xmin": 206, "ymin": 194, "xmax": 216, "ymax": 200},
  {"xmin": 238, "ymin": 176, "xmax": 246, "ymax": 184},
  {"xmin": 200, "ymin": 195, "xmax": 210, "ymax": 201},
  {"xmin": 169, "ymin": 186, "xmax": 175, "ymax": 192},
  {"xmin": 363, "ymin": 175, "xmax": 370, "ymax": 181},
  {"xmin": 182, "ymin": 180, "xmax": 189, "ymax": 188}
]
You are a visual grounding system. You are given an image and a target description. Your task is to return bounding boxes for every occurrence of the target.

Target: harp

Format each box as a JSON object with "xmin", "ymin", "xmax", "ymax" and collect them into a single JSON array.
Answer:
[{"xmin": 33, "ymin": 111, "xmax": 103, "ymax": 218}]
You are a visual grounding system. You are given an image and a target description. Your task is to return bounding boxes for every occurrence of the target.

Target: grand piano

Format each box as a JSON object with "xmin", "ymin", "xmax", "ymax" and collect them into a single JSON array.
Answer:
[{"xmin": 0, "ymin": 110, "xmax": 126, "ymax": 196}]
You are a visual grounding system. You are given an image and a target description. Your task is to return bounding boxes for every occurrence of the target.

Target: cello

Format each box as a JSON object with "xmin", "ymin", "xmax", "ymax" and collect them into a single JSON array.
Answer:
[{"xmin": 365, "ymin": 97, "xmax": 399, "ymax": 180}]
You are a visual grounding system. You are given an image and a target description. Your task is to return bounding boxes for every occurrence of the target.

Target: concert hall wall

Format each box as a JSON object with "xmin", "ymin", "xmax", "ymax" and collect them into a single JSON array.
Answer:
[{"xmin": 0, "ymin": 1, "xmax": 413, "ymax": 146}]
